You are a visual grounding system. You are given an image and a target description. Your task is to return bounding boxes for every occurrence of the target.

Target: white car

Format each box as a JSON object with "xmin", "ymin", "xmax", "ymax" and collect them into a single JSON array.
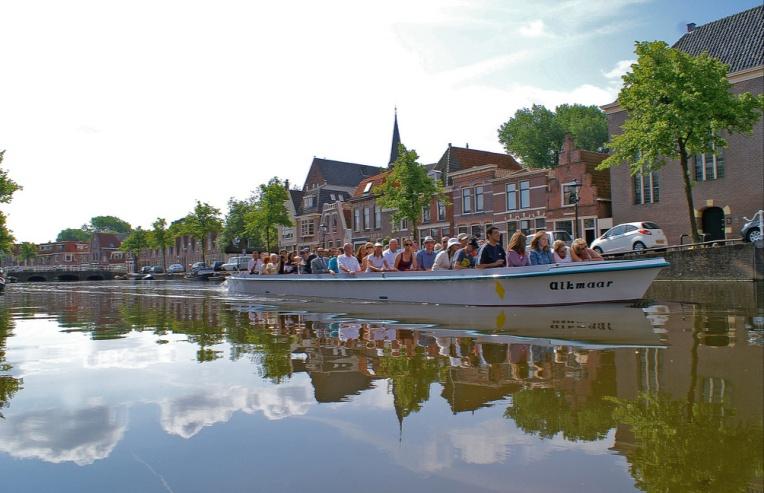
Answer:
[
  {"xmin": 167, "ymin": 264, "xmax": 184, "ymax": 273},
  {"xmin": 591, "ymin": 222, "xmax": 667, "ymax": 254},
  {"xmin": 221, "ymin": 256, "xmax": 250, "ymax": 271}
]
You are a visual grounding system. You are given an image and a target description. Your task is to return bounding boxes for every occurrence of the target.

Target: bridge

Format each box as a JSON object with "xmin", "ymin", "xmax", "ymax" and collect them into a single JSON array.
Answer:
[{"xmin": 5, "ymin": 265, "xmax": 127, "ymax": 283}]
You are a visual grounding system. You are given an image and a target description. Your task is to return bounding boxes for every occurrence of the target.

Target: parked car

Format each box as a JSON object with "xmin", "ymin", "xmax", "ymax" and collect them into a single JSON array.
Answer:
[
  {"xmin": 590, "ymin": 222, "xmax": 667, "ymax": 254},
  {"xmin": 209, "ymin": 260, "xmax": 225, "ymax": 271},
  {"xmin": 221, "ymin": 256, "xmax": 250, "ymax": 271},
  {"xmin": 524, "ymin": 230, "xmax": 573, "ymax": 248},
  {"xmin": 741, "ymin": 210, "xmax": 762, "ymax": 243},
  {"xmin": 150, "ymin": 266, "xmax": 164, "ymax": 273},
  {"xmin": 190, "ymin": 262, "xmax": 208, "ymax": 273},
  {"xmin": 140, "ymin": 266, "xmax": 152, "ymax": 274},
  {"xmin": 167, "ymin": 264, "xmax": 184, "ymax": 273}
]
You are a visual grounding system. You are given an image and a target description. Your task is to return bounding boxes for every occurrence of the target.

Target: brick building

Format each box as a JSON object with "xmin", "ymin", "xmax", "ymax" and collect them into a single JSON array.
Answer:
[
  {"xmin": 603, "ymin": 6, "xmax": 764, "ymax": 244},
  {"xmin": 31, "ymin": 241, "xmax": 91, "ymax": 266}
]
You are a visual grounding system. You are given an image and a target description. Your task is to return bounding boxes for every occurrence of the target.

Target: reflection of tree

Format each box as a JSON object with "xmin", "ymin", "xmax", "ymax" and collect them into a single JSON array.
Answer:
[
  {"xmin": 504, "ymin": 388, "xmax": 615, "ymax": 441},
  {"xmin": 610, "ymin": 392, "xmax": 764, "ymax": 493},
  {"xmin": 0, "ymin": 306, "xmax": 22, "ymax": 417},
  {"xmin": 228, "ymin": 326, "xmax": 296, "ymax": 383},
  {"xmin": 377, "ymin": 347, "xmax": 440, "ymax": 422}
]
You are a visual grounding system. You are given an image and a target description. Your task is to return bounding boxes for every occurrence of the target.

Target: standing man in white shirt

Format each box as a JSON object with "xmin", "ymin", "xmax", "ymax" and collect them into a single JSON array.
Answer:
[
  {"xmin": 337, "ymin": 243, "xmax": 362, "ymax": 274},
  {"xmin": 382, "ymin": 239, "xmax": 400, "ymax": 271}
]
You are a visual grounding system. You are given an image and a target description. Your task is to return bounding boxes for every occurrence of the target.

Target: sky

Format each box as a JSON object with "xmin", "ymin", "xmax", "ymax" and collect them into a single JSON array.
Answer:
[{"xmin": 1, "ymin": 0, "xmax": 760, "ymax": 243}]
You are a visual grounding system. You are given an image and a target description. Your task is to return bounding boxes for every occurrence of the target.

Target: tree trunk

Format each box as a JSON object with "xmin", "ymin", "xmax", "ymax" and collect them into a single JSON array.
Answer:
[
  {"xmin": 412, "ymin": 218, "xmax": 419, "ymax": 245},
  {"xmin": 266, "ymin": 226, "xmax": 271, "ymax": 253},
  {"xmin": 201, "ymin": 235, "xmax": 206, "ymax": 264},
  {"xmin": 161, "ymin": 247, "xmax": 166, "ymax": 270},
  {"xmin": 679, "ymin": 147, "xmax": 701, "ymax": 243}
]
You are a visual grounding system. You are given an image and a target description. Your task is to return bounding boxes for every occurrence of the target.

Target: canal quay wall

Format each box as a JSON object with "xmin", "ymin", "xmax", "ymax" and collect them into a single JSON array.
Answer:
[{"xmin": 629, "ymin": 241, "xmax": 764, "ymax": 281}]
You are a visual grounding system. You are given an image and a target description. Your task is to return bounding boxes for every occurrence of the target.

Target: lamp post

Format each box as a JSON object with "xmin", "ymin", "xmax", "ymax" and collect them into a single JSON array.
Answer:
[
  {"xmin": 320, "ymin": 223, "xmax": 327, "ymax": 249},
  {"xmin": 568, "ymin": 179, "xmax": 582, "ymax": 238}
]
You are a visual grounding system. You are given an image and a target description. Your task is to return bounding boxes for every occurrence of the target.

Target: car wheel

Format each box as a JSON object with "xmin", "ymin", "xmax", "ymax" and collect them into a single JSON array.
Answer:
[
  {"xmin": 633, "ymin": 241, "xmax": 646, "ymax": 251},
  {"xmin": 746, "ymin": 227, "xmax": 761, "ymax": 243},
  {"xmin": 593, "ymin": 247, "xmax": 603, "ymax": 254}
]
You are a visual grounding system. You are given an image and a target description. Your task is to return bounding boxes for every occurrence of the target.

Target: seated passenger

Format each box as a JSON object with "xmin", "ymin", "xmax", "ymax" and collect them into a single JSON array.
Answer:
[
  {"xmin": 327, "ymin": 247, "xmax": 339, "ymax": 274},
  {"xmin": 453, "ymin": 237, "xmax": 479, "ymax": 269},
  {"xmin": 570, "ymin": 239, "xmax": 604, "ymax": 262},
  {"xmin": 395, "ymin": 240, "xmax": 418, "ymax": 271},
  {"xmin": 529, "ymin": 231, "xmax": 554, "ymax": 265},
  {"xmin": 356, "ymin": 243, "xmax": 373, "ymax": 271},
  {"xmin": 264, "ymin": 254, "xmax": 281, "ymax": 275},
  {"xmin": 338, "ymin": 243, "xmax": 362, "ymax": 273},
  {"xmin": 366, "ymin": 243, "xmax": 390, "ymax": 272},
  {"xmin": 310, "ymin": 248, "xmax": 331, "ymax": 274},
  {"xmin": 477, "ymin": 226, "xmax": 506, "ymax": 269},
  {"xmin": 433, "ymin": 238, "xmax": 460, "ymax": 270},
  {"xmin": 552, "ymin": 240, "xmax": 572, "ymax": 263},
  {"xmin": 416, "ymin": 236, "xmax": 438, "ymax": 271},
  {"xmin": 506, "ymin": 231, "xmax": 530, "ymax": 267},
  {"xmin": 382, "ymin": 239, "xmax": 401, "ymax": 268}
]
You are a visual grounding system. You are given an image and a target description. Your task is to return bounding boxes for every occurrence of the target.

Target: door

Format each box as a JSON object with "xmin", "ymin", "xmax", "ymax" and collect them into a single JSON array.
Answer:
[
  {"xmin": 702, "ymin": 207, "xmax": 725, "ymax": 241},
  {"xmin": 600, "ymin": 225, "xmax": 625, "ymax": 253}
]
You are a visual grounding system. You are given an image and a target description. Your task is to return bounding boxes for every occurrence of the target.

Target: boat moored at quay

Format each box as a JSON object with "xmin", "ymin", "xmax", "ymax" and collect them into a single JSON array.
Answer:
[{"xmin": 227, "ymin": 258, "xmax": 668, "ymax": 306}]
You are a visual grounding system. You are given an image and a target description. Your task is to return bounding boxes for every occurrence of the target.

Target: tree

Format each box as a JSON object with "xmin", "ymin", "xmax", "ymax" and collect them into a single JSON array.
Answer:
[
  {"xmin": 376, "ymin": 144, "xmax": 445, "ymax": 243},
  {"xmin": 244, "ymin": 179, "xmax": 291, "ymax": 253},
  {"xmin": 56, "ymin": 228, "xmax": 92, "ymax": 242},
  {"xmin": 149, "ymin": 218, "xmax": 172, "ymax": 270},
  {"xmin": 0, "ymin": 151, "xmax": 21, "ymax": 254},
  {"xmin": 89, "ymin": 215, "xmax": 131, "ymax": 234},
  {"xmin": 182, "ymin": 201, "xmax": 223, "ymax": 263},
  {"xmin": 120, "ymin": 227, "xmax": 149, "ymax": 271},
  {"xmin": 18, "ymin": 242, "xmax": 37, "ymax": 266},
  {"xmin": 497, "ymin": 104, "xmax": 609, "ymax": 168},
  {"xmin": 219, "ymin": 197, "xmax": 259, "ymax": 253},
  {"xmin": 599, "ymin": 41, "xmax": 764, "ymax": 242}
]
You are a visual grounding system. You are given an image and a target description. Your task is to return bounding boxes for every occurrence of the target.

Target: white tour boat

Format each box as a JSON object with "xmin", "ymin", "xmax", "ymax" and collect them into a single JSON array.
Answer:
[{"xmin": 226, "ymin": 257, "xmax": 668, "ymax": 306}]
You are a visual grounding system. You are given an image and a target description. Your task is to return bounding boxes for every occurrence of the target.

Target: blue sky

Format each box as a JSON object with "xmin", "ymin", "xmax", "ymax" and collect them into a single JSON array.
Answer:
[{"xmin": 0, "ymin": 0, "xmax": 759, "ymax": 243}]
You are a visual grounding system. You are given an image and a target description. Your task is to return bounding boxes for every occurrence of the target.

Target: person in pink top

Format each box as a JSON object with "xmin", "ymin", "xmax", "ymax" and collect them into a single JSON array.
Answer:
[{"xmin": 506, "ymin": 231, "xmax": 530, "ymax": 267}]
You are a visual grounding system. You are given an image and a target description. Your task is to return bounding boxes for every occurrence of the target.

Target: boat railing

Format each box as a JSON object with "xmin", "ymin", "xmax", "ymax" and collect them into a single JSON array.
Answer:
[{"xmin": 602, "ymin": 236, "xmax": 747, "ymax": 259}]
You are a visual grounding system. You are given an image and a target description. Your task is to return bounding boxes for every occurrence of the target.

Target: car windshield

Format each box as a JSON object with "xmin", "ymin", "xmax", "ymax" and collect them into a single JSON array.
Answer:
[
  {"xmin": 553, "ymin": 232, "xmax": 572, "ymax": 242},
  {"xmin": 641, "ymin": 222, "xmax": 661, "ymax": 229}
]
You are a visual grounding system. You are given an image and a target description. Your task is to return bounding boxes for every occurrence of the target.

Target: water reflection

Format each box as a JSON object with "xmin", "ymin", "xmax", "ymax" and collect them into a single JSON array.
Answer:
[{"xmin": 0, "ymin": 283, "xmax": 761, "ymax": 493}]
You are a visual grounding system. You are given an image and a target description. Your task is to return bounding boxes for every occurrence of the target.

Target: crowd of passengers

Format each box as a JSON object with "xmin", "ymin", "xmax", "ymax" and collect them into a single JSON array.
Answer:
[{"xmin": 246, "ymin": 226, "xmax": 604, "ymax": 275}]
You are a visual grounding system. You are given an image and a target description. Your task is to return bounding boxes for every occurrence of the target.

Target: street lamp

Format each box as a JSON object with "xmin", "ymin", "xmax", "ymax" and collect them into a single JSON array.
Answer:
[
  {"xmin": 568, "ymin": 179, "xmax": 582, "ymax": 238},
  {"xmin": 320, "ymin": 223, "xmax": 328, "ymax": 249}
]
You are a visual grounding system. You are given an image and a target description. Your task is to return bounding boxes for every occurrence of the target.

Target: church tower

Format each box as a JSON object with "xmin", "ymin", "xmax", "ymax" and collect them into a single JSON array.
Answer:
[{"xmin": 388, "ymin": 108, "xmax": 401, "ymax": 167}]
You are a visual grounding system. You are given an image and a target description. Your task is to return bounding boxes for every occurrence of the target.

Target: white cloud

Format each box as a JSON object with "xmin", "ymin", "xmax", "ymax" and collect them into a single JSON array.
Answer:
[
  {"xmin": 519, "ymin": 20, "xmax": 549, "ymax": 38},
  {"xmin": 604, "ymin": 59, "xmax": 636, "ymax": 80}
]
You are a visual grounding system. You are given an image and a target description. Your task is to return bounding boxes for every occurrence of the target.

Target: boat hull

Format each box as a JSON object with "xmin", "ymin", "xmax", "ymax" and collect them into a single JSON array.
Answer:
[{"xmin": 227, "ymin": 258, "xmax": 668, "ymax": 306}]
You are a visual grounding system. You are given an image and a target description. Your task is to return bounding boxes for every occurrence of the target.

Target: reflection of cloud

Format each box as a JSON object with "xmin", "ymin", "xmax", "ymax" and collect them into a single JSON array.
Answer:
[
  {"xmin": 84, "ymin": 340, "xmax": 178, "ymax": 369},
  {"xmin": 159, "ymin": 383, "xmax": 314, "ymax": 439},
  {"xmin": 0, "ymin": 405, "xmax": 126, "ymax": 465},
  {"xmin": 449, "ymin": 419, "xmax": 530, "ymax": 464}
]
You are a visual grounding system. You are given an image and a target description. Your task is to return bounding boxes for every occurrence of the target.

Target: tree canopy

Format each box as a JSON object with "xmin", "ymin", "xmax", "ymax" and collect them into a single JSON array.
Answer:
[
  {"xmin": 149, "ymin": 218, "xmax": 172, "ymax": 269},
  {"xmin": 598, "ymin": 41, "xmax": 764, "ymax": 242},
  {"xmin": 56, "ymin": 228, "xmax": 92, "ymax": 242},
  {"xmin": 119, "ymin": 227, "xmax": 149, "ymax": 270},
  {"xmin": 219, "ymin": 197, "xmax": 260, "ymax": 253},
  {"xmin": 497, "ymin": 104, "xmax": 608, "ymax": 168},
  {"xmin": 376, "ymin": 144, "xmax": 445, "ymax": 242},
  {"xmin": 182, "ymin": 201, "xmax": 223, "ymax": 262},
  {"xmin": 18, "ymin": 242, "xmax": 37, "ymax": 266},
  {"xmin": 89, "ymin": 215, "xmax": 131, "ymax": 234},
  {"xmin": 244, "ymin": 178, "xmax": 291, "ymax": 253},
  {"xmin": 0, "ymin": 151, "xmax": 21, "ymax": 254}
]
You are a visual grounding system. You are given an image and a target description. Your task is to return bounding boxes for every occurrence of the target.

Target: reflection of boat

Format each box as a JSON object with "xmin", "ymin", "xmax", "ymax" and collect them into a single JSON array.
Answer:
[
  {"xmin": 228, "ymin": 300, "xmax": 665, "ymax": 347},
  {"xmin": 227, "ymin": 258, "xmax": 667, "ymax": 306}
]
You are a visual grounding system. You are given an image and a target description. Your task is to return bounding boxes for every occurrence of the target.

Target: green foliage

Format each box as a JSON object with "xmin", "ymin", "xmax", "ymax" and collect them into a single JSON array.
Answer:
[
  {"xmin": 0, "ymin": 151, "xmax": 21, "ymax": 254},
  {"xmin": 599, "ymin": 41, "xmax": 764, "ymax": 241},
  {"xmin": 376, "ymin": 144, "xmax": 445, "ymax": 242},
  {"xmin": 56, "ymin": 228, "xmax": 92, "ymax": 242},
  {"xmin": 149, "ymin": 218, "xmax": 172, "ymax": 269},
  {"xmin": 219, "ymin": 197, "xmax": 260, "ymax": 253},
  {"xmin": 120, "ymin": 227, "xmax": 149, "ymax": 268},
  {"xmin": 182, "ymin": 201, "xmax": 223, "ymax": 262},
  {"xmin": 377, "ymin": 347, "xmax": 440, "ymax": 420},
  {"xmin": 18, "ymin": 242, "xmax": 37, "ymax": 265},
  {"xmin": 0, "ymin": 213, "xmax": 15, "ymax": 255},
  {"xmin": 608, "ymin": 392, "xmax": 764, "ymax": 493},
  {"xmin": 0, "ymin": 306, "xmax": 23, "ymax": 418},
  {"xmin": 244, "ymin": 178, "xmax": 291, "ymax": 253},
  {"xmin": 89, "ymin": 215, "xmax": 131, "ymax": 233},
  {"xmin": 497, "ymin": 104, "xmax": 609, "ymax": 168}
]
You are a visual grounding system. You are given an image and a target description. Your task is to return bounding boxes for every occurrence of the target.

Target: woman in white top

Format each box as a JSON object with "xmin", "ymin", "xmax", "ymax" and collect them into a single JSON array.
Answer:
[
  {"xmin": 552, "ymin": 240, "xmax": 572, "ymax": 263},
  {"xmin": 366, "ymin": 243, "xmax": 390, "ymax": 272},
  {"xmin": 432, "ymin": 238, "xmax": 461, "ymax": 270}
]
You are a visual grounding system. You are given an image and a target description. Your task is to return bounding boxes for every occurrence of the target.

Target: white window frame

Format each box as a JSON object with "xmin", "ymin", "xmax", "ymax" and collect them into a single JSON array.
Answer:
[
  {"xmin": 561, "ymin": 182, "xmax": 578, "ymax": 207},
  {"xmin": 633, "ymin": 171, "xmax": 659, "ymax": 205},
  {"xmin": 475, "ymin": 186, "xmax": 484, "ymax": 212},
  {"xmin": 520, "ymin": 181, "xmax": 530, "ymax": 209},
  {"xmin": 462, "ymin": 188, "xmax": 472, "ymax": 214},
  {"xmin": 506, "ymin": 183, "xmax": 517, "ymax": 211},
  {"xmin": 437, "ymin": 201, "xmax": 446, "ymax": 221},
  {"xmin": 374, "ymin": 206, "xmax": 382, "ymax": 230}
]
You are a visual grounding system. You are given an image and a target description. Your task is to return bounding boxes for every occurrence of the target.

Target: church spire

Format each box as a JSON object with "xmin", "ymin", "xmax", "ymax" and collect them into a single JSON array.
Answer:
[{"xmin": 388, "ymin": 107, "xmax": 401, "ymax": 167}]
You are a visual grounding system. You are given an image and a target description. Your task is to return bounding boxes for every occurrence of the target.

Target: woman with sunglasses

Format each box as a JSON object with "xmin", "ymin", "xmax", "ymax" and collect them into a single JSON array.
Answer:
[{"xmin": 394, "ymin": 240, "xmax": 419, "ymax": 271}]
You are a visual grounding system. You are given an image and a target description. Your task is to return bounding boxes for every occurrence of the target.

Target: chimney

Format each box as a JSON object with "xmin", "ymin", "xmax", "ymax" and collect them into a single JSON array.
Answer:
[
  {"xmin": 285, "ymin": 179, "xmax": 290, "ymax": 190},
  {"xmin": 687, "ymin": 23, "xmax": 696, "ymax": 32},
  {"xmin": 448, "ymin": 142, "xmax": 452, "ymax": 148},
  {"xmin": 465, "ymin": 143, "xmax": 469, "ymax": 149}
]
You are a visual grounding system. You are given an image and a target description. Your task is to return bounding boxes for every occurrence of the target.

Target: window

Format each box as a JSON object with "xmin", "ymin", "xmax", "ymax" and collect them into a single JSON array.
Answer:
[
  {"xmin": 562, "ymin": 183, "xmax": 578, "ymax": 206},
  {"xmin": 555, "ymin": 220, "xmax": 573, "ymax": 235},
  {"xmin": 506, "ymin": 183, "xmax": 517, "ymax": 210},
  {"xmin": 520, "ymin": 181, "xmax": 530, "ymax": 209},
  {"xmin": 363, "ymin": 182, "xmax": 373, "ymax": 194},
  {"xmin": 375, "ymin": 207, "xmax": 381, "ymax": 229},
  {"xmin": 400, "ymin": 218, "xmax": 408, "ymax": 230},
  {"xmin": 471, "ymin": 224, "xmax": 483, "ymax": 239},
  {"xmin": 520, "ymin": 220, "xmax": 531, "ymax": 235},
  {"xmin": 694, "ymin": 146, "xmax": 725, "ymax": 181},
  {"xmin": 354, "ymin": 209, "xmax": 361, "ymax": 232},
  {"xmin": 458, "ymin": 226, "xmax": 469, "ymax": 236},
  {"xmin": 330, "ymin": 193, "xmax": 336, "ymax": 201},
  {"xmin": 535, "ymin": 218, "xmax": 546, "ymax": 230},
  {"xmin": 301, "ymin": 220, "xmax": 315, "ymax": 236},
  {"xmin": 303, "ymin": 196, "xmax": 315, "ymax": 209},
  {"xmin": 331, "ymin": 215, "xmax": 338, "ymax": 233},
  {"xmin": 422, "ymin": 206, "xmax": 431, "ymax": 223},
  {"xmin": 363, "ymin": 207, "xmax": 370, "ymax": 230},
  {"xmin": 633, "ymin": 171, "xmax": 659, "ymax": 204},
  {"xmin": 507, "ymin": 221, "xmax": 518, "ymax": 236},
  {"xmin": 475, "ymin": 186, "xmax": 484, "ymax": 212},
  {"xmin": 462, "ymin": 188, "xmax": 472, "ymax": 213},
  {"xmin": 437, "ymin": 201, "xmax": 446, "ymax": 221}
]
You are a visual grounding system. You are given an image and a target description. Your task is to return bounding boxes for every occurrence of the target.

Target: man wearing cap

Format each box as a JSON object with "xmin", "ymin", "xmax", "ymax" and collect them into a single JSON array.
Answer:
[
  {"xmin": 457, "ymin": 233, "xmax": 469, "ymax": 247},
  {"xmin": 433, "ymin": 238, "xmax": 460, "ymax": 270},
  {"xmin": 453, "ymin": 237, "xmax": 479, "ymax": 269},
  {"xmin": 366, "ymin": 242, "xmax": 390, "ymax": 272},
  {"xmin": 415, "ymin": 236, "xmax": 438, "ymax": 271},
  {"xmin": 382, "ymin": 239, "xmax": 400, "ymax": 269},
  {"xmin": 310, "ymin": 248, "xmax": 331, "ymax": 274},
  {"xmin": 477, "ymin": 226, "xmax": 507, "ymax": 269}
]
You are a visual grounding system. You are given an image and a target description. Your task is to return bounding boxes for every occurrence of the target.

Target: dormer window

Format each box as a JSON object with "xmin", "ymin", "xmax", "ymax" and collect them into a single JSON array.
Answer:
[
  {"xmin": 304, "ymin": 196, "xmax": 316, "ymax": 208},
  {"xmin": 363, "ymin": 182, "xmax": 373, "ymax": 194}
]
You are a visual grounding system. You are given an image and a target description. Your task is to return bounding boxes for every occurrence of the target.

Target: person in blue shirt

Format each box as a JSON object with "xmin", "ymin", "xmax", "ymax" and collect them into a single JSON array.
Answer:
[
  {"xmin": 327, "ymin": 247, "xmax": 339, "ymax": 273},
  {"xmin": 453, "ymin": 237, "xmax": 479, "ymax": 269},
  {"xmin": 477, "ymin": 226, "xmax": 507, "ymax": 269},
  {"xmin": 529, "ymin": 231, "xmax": 555, "ymax": 265},
  {"xmin": 416, "ymin": 236, "xmax": 438, "ymax": 270}
]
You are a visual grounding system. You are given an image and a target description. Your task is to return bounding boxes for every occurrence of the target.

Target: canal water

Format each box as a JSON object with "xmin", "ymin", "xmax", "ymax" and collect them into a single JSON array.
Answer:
[{"xmin": 0, "ymin": 281, "xmax": 761, "ymax": 493}]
